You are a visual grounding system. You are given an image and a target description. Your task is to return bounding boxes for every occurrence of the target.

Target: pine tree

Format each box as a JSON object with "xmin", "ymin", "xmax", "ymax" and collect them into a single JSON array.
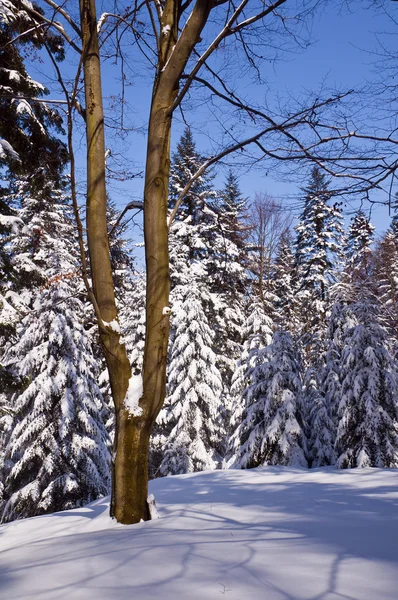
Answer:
[
  {"xmin": 312, "ymin": 297, "xmax": 357, "ymax": 468},
  {"xmin": 373, "ymin": 228, "xmax": 398, "ymax": 347},
  {"xmin": 229, "ymin": 300, "xmax": 274, "ymax": 436},
  {"xmin": 0, "ymin": 4, "xmax": 68, "ymax": 419},
  {"xmin": 294, "ymin": 167, "xmax": 344, "ymax": 358},
  {"xmin": 159, "ymin": 282, "xmax": 223, "ymax": 475},
  {"xmin": 335, "ymin": 302, "xmax": 398, "ymax": 468},
  {"xmin": 233, "ymin": 331, "xmax": 307, "ymax": 469},
  {"xmin": 1, "ymin": 183, "xmax": 110, "ymax": 522},
  {"xmin": 344, "ymin": 210, "xmax": 375, "ymax": 292},
  {"xmin": 273, "ymin": 229, "xmax": 299, "ymax": 334}
]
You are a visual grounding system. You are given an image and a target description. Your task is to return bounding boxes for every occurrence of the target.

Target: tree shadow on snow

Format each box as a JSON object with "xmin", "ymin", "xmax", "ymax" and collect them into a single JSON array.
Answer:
[{"xmin": 0, "ymin": 467, "xmax": 397, "ymax": 600}]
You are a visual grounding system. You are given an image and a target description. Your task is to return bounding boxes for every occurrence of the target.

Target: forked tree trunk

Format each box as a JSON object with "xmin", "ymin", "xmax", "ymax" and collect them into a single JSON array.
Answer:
[
  {"xmin": 80, "ymin": 0, "xmax": 213, "ymax": 524},
  {"xmin": 80, "ymin": 0, "xmax": 138, "ymax": 523}
]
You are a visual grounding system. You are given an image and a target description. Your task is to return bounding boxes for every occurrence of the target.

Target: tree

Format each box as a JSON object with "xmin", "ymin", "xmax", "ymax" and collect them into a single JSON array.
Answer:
[
  {"xmin": 344, "ymin": 210, "xmax": 375, "ymax": 292},
  {"xmin": 294, "ymin": 167, "xmax": 344, "ymax": 358},
  {"xmin": 372, "ymin": 227, "xmax": 398, "ymax": 348},
  {"xmin": 159, "ymin": 281, "xmax": 222, "ymax": 475},
  {"xmin": 272, "ymin": 229, "xmax": 299, "ymax": 334},
  {"xmin": 335, "ymin": 302, "xmax": 398, "ymax": 468},
  {"xmin": 233, "ymin": 331, "xmax": 307, "ymax": 469},
  {"xmin": 0, "ymin": 181, "xmax": 110, "ymax": 522}
]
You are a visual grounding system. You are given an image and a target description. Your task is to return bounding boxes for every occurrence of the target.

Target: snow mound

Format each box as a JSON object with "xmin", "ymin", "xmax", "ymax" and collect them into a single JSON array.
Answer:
[{"xmin": 0, "ymin": 466, "xmax": 397, "ymax": 599}]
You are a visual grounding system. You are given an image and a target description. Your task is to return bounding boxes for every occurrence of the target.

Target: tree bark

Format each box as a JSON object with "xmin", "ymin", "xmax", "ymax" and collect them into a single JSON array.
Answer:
[
  {"xmin": 80, "ymin": 0, "xmax": 213, "ymax": 525},
  {"xmin": 141, "ymin": 0, "xmax": 213, "ymax": 465},
  {"xmin": 80, "ymin": 0, "xmax": 136, "ymax": 523}
]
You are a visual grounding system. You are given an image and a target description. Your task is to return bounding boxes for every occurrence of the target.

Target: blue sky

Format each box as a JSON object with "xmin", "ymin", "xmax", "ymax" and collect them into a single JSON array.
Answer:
[
  {"xmin": 100, "ymin": 1, "xmax": 398, "ymax": 236},
  {"xmin": 30, "ymin": 1, "xmax": 398, "ymax": 237}
]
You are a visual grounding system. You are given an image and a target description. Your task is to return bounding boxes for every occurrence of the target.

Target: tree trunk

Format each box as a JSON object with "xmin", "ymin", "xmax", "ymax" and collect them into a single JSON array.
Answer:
[
  {"xmin": 80, "ymin": 0, "xmax": 135, "ymax": 522},
  {"xmin": 80, "ymin": 0, "xmax": 213, "ymax": 525}
]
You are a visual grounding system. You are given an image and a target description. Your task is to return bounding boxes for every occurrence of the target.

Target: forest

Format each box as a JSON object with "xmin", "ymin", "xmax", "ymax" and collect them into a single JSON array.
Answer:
[{"xmin": 1, "ymin": 0, "xmax": 398, "ymax": 527}]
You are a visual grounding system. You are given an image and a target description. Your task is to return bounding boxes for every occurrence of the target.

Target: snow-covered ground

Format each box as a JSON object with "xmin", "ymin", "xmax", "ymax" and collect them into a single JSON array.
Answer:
[{"xmin": 0, "ymin": 467, "xmax": 397, "ymax": 600}]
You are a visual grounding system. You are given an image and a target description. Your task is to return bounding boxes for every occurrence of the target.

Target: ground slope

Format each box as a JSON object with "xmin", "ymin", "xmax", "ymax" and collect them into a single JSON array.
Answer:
[{"xmin": 0, "ymin": 467, "xmax": 397, "ymax": 599}]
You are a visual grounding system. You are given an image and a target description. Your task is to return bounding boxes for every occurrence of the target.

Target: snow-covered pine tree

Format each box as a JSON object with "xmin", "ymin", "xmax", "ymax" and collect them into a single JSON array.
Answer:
[
  {"xmin": 335, "ymin": 301, "xmax": 398, "ymax": 468},
  {"xmin": 344, "ymin": 210, "xmax": 375, "ymax": 292},
  {"xmin": 0, "ymin": 1, "xmax": 68, "ymax": 429},
  {"xmin": 209, "ymin": 171, "xmax": 250, "ymax": 444},
  {"xmin": 273, "ymin": 229, "xmax": 299, "ymax": 334},
  {"xmin": 233, "ymin": 330, "xmax": 307, "ymax": 469},
  {"xmin": 1, "ymin": 181, "xmax": 110, "ymax": 522},
  {"xmin": 312, "ymin": 294, "xmax": 357, "ymax": 468},
  {"xmin": 159, "ymin": 281, "xmax": 223, "ymax": 475},
  {"xmin": 294, "ymin": 167, "xmax": 344, "ymax": 359},
  {"xmin": 227, "ymin": 300, "xmax": 274, "ymax": 464},
  {"xmin": 293, "ymin": 168, "xmax": 344, "ymax": 466},
  {"xmin": 372, "ymin": 227, "xmax": 398, "ymax": 350}
]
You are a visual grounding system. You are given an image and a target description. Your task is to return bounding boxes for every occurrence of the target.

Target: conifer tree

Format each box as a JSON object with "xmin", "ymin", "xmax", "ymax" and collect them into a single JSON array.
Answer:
[
  {"xmin": 311, "ymin": 297, "xmax": 357, "ymax": 467},
  {"xmin": 344, "ymin": 210, "xmax": 375, "ymax": 291},
  {"xmin": 159, "ymin": 282, "xmax": 223, "ymax": 475},
  {"xmin": 273, "ymin": 229, "xmax": 299, "ymax": 334},
  {"xmin": 373, "ymin": 228, "xmax": 398, "ymax": 347},
  {"xmin": 233, "ymin": 331, "xmax": 307, "ymax": 469},
  {"xmin": 294, "ymin": 167, "xmax": 344, "ymax": 357},
  {"xmin": 1, "ymin": 183, "xmax": 110, "ymax": 522},
  {"xmin": 335, "ymin": 302, "xmax": 398, "ymax": 468},
  {"xmin": 0, "ymin": 3, "xmax": 68, "ymax": 419},
  {"xmin": 227, "ymin": 300, "xmax": 274, "ymax": 462}
]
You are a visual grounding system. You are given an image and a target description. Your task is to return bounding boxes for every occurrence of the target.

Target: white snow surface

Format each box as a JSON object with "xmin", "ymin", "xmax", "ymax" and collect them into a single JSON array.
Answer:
[
  {"xmin": 0, "ymin": 466, "xmax": 397, "ymax": 599},
  {"xmin": 102, "ymin": 319, "xmax": 121, "ymax": 333},
  {"xmin": 124, "ymin": 374, "xmax": 143, "ymax": 416}
]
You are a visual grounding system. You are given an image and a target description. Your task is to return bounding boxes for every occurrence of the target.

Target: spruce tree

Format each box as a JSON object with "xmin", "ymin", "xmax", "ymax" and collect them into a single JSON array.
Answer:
[
  {"xmin": 1, "ymin": 183, "xmax": 110, "ymax": 522},
  {"xmin": 336, "ymin": 302, "xmax": 398, "ymax": 468},
  {"xmin": 344, "ymin": 210, "xmax": 375, "ymax": 291},
  {"xmin": 273, "ymin": 229, "xmax": 299, "ymax": 334},
  {"xmin": 233, "ymin": 331, "xmax": 307, "ymax": 469},
  {"xmin": 159, "ymin": 281, "xmax": 223, "ymax": 474},
  {"xmin": 373, "ymin": 228, "xmax": 398, "ymax": 348},
  {"xmin": 294, "ymin": 167, "xmax": 344, "ymax": 357}
]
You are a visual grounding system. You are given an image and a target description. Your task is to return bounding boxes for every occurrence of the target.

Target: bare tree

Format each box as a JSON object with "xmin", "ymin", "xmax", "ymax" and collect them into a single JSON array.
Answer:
[{"xmin": 248, "ymin": 193, "xmax": 293, "ymax": 299}]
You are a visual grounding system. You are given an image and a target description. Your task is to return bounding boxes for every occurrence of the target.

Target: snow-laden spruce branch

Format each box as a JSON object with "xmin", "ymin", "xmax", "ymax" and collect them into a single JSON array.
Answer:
[{"xmin": 17, "ymin": 1, "xmax": 82, "ymax": 53}]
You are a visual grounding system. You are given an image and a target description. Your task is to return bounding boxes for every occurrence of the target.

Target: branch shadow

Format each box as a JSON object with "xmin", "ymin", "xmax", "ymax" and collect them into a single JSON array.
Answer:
[{"xmin": 0, "ymin": 467, "xmax": 397, "ymax": 599}]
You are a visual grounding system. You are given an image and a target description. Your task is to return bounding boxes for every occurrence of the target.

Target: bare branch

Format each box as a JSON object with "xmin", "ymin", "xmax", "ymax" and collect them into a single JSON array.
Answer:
[
  {"xmin": 109, "ymin": 200, "xmax": 144, "ymax": 236},
  {"xmin": 42, "ymin": 0, "xmax": 82, "ymax": 38}
]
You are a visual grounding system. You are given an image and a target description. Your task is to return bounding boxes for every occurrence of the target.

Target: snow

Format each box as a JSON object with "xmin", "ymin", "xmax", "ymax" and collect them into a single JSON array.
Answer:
[
  {"xmin": 147, "ymin": 494, "xmax": 160, "ymax": 519},
  {"xmin": 102, "ymin": 318, "xmax": 121, "ymax": 333},
  {"xmin": 124, "ymin": 374, "xmax": 143, "ymax": 416},
  {"xmin": 0, "ymin": 138, "xmax": 20, "ymax": 161},
  {"xmin": 162, "ymin": 306, "xmax": 171, "ymax": 315},
  {"xmin": 0, "ymin": 467, "xmax": 397, "ymax": 599}
]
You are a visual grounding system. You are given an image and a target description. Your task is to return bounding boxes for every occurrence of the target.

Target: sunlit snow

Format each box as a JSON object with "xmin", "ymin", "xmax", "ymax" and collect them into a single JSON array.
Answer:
[{"xmin": 0, "ymin": 467, "xmax": 397, "ymax": 600}]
